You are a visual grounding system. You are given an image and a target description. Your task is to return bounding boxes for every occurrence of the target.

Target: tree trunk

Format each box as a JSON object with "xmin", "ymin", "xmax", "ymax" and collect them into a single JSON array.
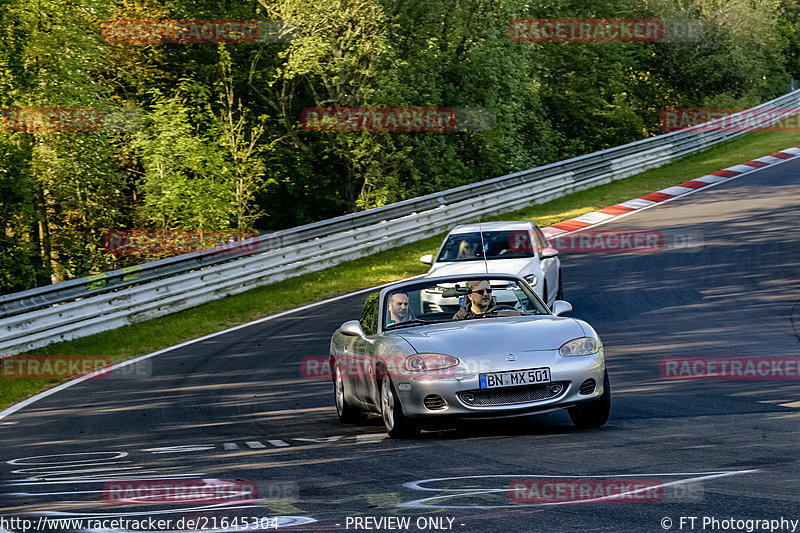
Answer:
[{"xmin": 33, "ymin": 180, "xmax": 59, "ymax": 283}]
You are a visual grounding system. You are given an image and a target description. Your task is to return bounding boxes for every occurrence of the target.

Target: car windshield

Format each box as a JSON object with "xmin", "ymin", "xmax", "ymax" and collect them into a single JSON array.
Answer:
[
  {"xmin": 436, "ymin": 230, "xmax": 535, "ymax": 262},
  {"xmin": 383, "ymin": 277, "xmax": 549, "ymax": 331}
]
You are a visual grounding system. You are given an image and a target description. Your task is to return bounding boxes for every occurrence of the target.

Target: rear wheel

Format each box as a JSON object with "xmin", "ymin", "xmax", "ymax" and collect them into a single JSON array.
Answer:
[
  {"xmin": 380, "ymin": 374, "xmax": 418, "ymax": 438},
  {"xmin": 334, "ymin": 365, "xmax": 364, "ymax": 423},
  {"xmin": 569, "ymin": 371, "xmax": 611, "ymax": 429}
]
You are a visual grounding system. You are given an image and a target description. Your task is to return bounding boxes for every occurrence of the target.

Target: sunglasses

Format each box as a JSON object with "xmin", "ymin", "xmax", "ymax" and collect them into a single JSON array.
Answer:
[{"xmin": 473, "ymin": 289, "xmax": 493, "ymax": 295}]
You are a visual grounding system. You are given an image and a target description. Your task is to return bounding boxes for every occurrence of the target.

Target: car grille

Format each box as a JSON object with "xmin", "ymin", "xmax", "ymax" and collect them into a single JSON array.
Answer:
[
  {"xmin": 579, "ymin": 379, "xmax": 596, "ymax": 395},
  {"xmin": 458, "ymin": 382, "xmax": 567, "ymax": 407},
  {"xmin": 424, "ymin": 394, "xmax": 447, "ymax": 410}
]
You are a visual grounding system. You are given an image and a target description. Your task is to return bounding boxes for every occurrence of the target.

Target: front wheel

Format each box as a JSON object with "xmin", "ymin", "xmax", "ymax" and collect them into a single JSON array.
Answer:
[
  {"xmin": 334, "ymin": 365, "xmax": 364, "ymax": 423},
  {"xmin": 568, "ymin": 370, "xmax": 610, "ymax": 429},
  {"xmin": 380, "ymin": 374, "xmax": 418, "ymax": 438}
]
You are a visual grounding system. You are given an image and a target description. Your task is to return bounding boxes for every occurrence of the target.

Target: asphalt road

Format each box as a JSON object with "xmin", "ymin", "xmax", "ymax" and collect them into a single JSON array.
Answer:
[{"xmin": 2, "ymin": 155, "xmax": 800, "ymax": 533}]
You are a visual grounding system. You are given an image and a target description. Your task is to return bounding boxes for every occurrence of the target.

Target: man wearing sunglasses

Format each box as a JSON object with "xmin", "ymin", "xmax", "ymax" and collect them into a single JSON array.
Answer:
[
  {"xmin": 452, "ymin": 279, "xmax": 493, "ymax": 320},
  {"xmin": 386, "ymin": 292, "xmax": 411, "ymax": 326}
]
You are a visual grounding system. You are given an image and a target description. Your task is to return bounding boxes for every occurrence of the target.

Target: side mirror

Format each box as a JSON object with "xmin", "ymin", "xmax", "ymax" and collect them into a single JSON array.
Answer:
[
  {"xmin": 340, "ymin": 320, "xmax": 368, "ymax": 339},
  {"xmin": 551, "ymin": 300, "xmax": 573, "ymax": 316},
  {"xmin": 420, "ymin": 254, "xmax": 434, "ymax": 265},
  {"xmin": 540, "ymin": 247, "xmax": 559, "ymax": 259}
]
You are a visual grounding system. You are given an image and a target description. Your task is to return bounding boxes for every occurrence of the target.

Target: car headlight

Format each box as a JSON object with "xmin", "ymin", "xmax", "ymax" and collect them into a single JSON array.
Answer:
[
  {"xmin": 524, "ymin": 274, "xmax": 538, "ymax": 286},
  {"xmin": 404, "ymin": 353, "xmax": 459, "ymax": 372},
  {"xmin": 559, "ymin": 337, "xmax": 600, "ymax": 356}
]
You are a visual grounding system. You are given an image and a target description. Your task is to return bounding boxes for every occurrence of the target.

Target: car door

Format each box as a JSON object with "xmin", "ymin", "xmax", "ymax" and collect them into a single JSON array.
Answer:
[
  {"xmin": 350, "ymin": 292, "xmax": 379, "ymax": 402},
  {"xmin": 533, "ymin": 226, "xmax": 559, "ymax": 303}
]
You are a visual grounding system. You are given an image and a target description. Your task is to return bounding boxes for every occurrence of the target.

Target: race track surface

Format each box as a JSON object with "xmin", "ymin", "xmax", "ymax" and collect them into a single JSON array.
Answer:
[{"xmin": 2, "ymin": 158, "xmax": 800, "ymax": 533}]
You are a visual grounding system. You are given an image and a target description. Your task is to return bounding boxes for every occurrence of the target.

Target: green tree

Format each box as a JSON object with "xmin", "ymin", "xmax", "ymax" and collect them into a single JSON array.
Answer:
[
  {"xmin": 0, "ymin": 0, "xmax": 125, "ymax": 284},
  {"xmin": 647, "ymin": 0, "xmax": 790, "ymax": 105},
  {"xmin": 211, "ymin": 48, "xmax": 267, "ymax": 230},
  {"xmin": 132, "ymin": 88, "xmax": 235, "ymax": 231}
]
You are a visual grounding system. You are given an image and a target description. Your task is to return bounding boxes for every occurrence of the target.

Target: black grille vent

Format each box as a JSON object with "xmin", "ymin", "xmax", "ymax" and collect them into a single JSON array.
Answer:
[
  {"xmin": 579, "ymin": 379, "xmax": 596, "ymax": 395},
  {"xmin": 424, "ymin": 395, "xmax": 447, "ymax": 410},
  {"xmin": 458, "ymin": 382, "xmax": 566, "ymax": 406}
]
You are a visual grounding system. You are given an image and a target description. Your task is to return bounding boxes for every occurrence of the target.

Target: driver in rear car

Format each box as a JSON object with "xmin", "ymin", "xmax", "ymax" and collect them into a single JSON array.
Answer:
[{"xmin": 453, "ymin": 280, "xmax": 492, "ymax": 320}]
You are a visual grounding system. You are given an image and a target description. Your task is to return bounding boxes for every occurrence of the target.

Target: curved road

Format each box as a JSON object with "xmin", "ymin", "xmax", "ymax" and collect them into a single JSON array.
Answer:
[{"xmin": 2, "ymin": 156, "xmax": 800, "ymax": 532}]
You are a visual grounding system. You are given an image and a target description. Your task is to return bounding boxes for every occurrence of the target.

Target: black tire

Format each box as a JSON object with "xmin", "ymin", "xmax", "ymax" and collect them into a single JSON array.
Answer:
[
  {"xmin": 333, "ymin": 365, "xmax": 364, "ymax": 423},
  {"xmin": 556, "ymin": 268, "xmax": 564, "ymax": 300},
  {"xmin": 569, "ymin": 370, "xmax": 611, "ymax": 429},
  {"xmin": 380, "ymin": 374, "xmax": 419, "ymax": 438}
]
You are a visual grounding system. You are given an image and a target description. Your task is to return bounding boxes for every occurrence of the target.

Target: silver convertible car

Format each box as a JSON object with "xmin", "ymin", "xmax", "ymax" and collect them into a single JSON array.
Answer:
[{"xmin": 329, "ymin": 274, "xmax": 609, "ymax": 438}]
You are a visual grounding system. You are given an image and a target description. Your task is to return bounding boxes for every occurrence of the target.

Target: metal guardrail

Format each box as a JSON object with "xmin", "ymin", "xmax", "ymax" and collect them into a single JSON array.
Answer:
[{"xmin": 2, "ymin": 91, "xmax": 799, "ymax": 354}]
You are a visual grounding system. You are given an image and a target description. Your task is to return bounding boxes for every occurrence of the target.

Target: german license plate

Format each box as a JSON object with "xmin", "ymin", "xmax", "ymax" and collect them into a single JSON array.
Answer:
[{"xmin": 479, "ymin": 367, "xmax": 551, "ymax": 389}]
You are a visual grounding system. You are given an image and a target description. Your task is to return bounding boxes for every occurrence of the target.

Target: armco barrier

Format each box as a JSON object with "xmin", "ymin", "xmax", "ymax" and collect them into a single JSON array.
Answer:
[{"xmin": 2, "ymin": 90, "xmax": 799, "ymax": 354}]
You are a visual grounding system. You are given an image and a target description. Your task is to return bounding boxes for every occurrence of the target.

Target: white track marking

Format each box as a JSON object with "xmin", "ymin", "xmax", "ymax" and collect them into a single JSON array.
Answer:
[
  {"xmin": 726, "ymin": 164, "xmax": 759, "ymax": 173},
  {"xmin": 355, "ymin": 433, "xmax": 387, "ymax": 444},
  {"xmin": 399, "ymin": 470, "xmax": 759, "ymax": 509},
  {"xmin": 753, "ymin": 155, "xmax": 786, "ymax": 164},
  {"xmin": 693, "ymin": 175, "xmax": 728, "ymax": 183},
  {"xmin": 617, "ymin": 198, "xmax": 655, "ymax": 209},
  {"xmin": 7, "ymin": 489, "xmax": 109, "ymax": 495},
  {"xmin": 571, "ymin": 212, "xmax": 614, "ymax": 224},
  {"xmin": 222, "ymin": 443, "xmax": 239, "ymax": 450},
  {"xmin": 39, "ymin": 503, "xmax": 260, "ymax": 518},
  {"xmin": 7, "ymin": 488, "xmax": 118, "ymax": 496},
  {"xmin": 141, "ymin": 445, "xmax": 215, "ymax": 454},
  {"xmin": 658, "ymin": 185, "xmax": 693, "ymax": 196},
  {"xmin": 293, "ymin": 436, "xmax": 342, "ymax": 443},
  {"xmin": 245, "ymin": 441, "xmax": 266, "ymax": 448},
  {"xmin": 266, "ymin": 440, "xmax": 290, "ymax": 447},
  {"xmin": 7, "ymin": 452, "xmax": 128, "ymax": 465},
  {"xmin": 10, "ymin": 466, "xmax": 143, "ymax": 478},
  {"xmin": 541, "ymin": 227, "xmax": 568, "ymax": 237},
  {"xmin": 6, "ymin": 474, "xmax": 204, "ymax": 485}
]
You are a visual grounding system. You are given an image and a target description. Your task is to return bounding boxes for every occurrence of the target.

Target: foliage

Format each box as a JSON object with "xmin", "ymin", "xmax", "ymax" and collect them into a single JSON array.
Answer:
[{"xmin": 0, "ymin": 0, "xmax": 798, "ymax": 292}]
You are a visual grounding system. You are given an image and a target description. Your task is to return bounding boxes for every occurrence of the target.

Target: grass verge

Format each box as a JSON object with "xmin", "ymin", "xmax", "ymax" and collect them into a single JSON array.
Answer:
[{"xmin": 3, "ymin": 130, "xmax": 799, "ymax": 409}]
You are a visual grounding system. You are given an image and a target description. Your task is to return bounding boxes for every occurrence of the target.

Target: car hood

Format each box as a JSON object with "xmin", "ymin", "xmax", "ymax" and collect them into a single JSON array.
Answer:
[
  {"xmin": 393, "ymin": 316, "xmax": 587, "ymax": 355},
  {"xmin": 426, "ymin": 258, "xmax": 532, "ymax": 277}
]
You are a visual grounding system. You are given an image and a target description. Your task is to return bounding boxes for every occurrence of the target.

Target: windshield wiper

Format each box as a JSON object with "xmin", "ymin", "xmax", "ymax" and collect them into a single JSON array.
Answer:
[{"xmin": 385, "ymin": 319, "xmax": 432, "ymax": 330}]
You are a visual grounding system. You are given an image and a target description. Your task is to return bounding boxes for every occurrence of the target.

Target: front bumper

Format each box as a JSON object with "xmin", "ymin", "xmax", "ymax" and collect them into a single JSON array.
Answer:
[{"xmin": 393, "ymin": 350, "xmax": 605, "ymax": 419}]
